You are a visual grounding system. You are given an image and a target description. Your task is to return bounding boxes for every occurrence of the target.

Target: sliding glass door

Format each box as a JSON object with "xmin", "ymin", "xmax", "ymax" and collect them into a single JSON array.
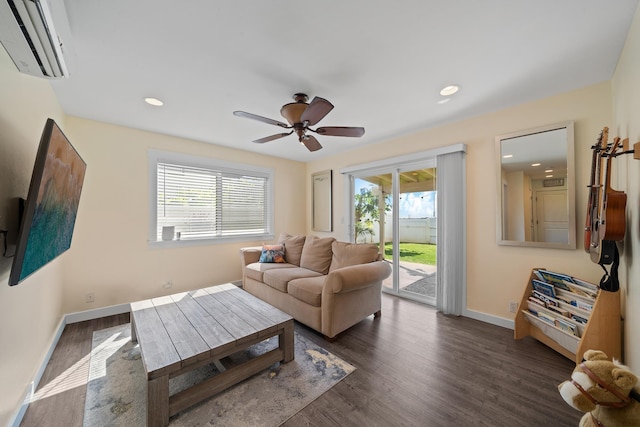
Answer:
[
  {"xmin": 352, "ymin": 162, "xmax": 437, "ymax": 305},
  {"xmin": 343, "ymin": 145, "xmax": 466, "ymax": 314}
]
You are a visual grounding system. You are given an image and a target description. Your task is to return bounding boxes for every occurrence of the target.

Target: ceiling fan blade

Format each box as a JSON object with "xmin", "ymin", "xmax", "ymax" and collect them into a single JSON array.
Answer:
[
  {"xmin": 315, "ymin": 126, "xmax": 365, "ymax": 138},
  {"xmin": 300, "ymin": 135, "xmax": 322, "ymax": 152},
  {"xmin": 252, "ymin": 131, "xmax": 293, "ymax": 144},
  {"xmin": 300, "ymin": 97, "xmax": 334, "ymax": 126},
  {"xmin": 233, "ymin": 111, "xmax": 290, "ymax": 128}
]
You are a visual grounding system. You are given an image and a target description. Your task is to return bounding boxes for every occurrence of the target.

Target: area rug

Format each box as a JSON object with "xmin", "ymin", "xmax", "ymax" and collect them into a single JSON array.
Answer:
[{"xmin": 83, "ymin": 324, "xmax": 354, "ymax": 426}]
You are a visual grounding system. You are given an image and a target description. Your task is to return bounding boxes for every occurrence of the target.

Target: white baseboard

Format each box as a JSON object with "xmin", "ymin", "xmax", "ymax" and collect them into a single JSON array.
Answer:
[
  {"xmin": 65, "ymin": 303, "xmax": 130, "ymax": 324},
  {"xmin": 9, "ymin": 303, "xmax": 130, "ymax": 426},
  {"xmin": 463, "ymin": 308, "xmax": 514, "ymax": 330},
  {"xmin": 9, "ymin": 316, "xmax": 66, "ymax": 427}
]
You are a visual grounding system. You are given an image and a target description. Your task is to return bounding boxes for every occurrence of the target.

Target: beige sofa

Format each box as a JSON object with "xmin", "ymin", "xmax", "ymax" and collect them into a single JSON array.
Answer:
[{"xmin": 240, "ymin": 234, "xmax": 392, "ymax": 340}]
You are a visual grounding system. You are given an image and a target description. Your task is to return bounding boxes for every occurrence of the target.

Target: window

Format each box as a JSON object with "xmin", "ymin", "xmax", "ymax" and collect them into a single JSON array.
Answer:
[{"xmin": 149, "ymin": 150, "xmax": 274, "ymax": 245}]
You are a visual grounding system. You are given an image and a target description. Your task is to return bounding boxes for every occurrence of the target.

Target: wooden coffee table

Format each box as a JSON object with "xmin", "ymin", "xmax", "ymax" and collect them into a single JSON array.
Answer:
[{"xmin": 130, "ymin": 283, "xmax": 294, "ymax": 427}]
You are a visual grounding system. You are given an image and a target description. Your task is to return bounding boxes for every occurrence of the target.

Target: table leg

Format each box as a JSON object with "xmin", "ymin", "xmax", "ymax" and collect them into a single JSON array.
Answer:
[
  {"xmin": 280, "ymin": 320, "xmax": 294, "ymax": 363},
  {"xmin": 131, "ymin": 314, "xmax": 137, "ymax": 343},
  {"xmin": 147, "ymin": 375, "xmax": 169, "ymax": 427}
]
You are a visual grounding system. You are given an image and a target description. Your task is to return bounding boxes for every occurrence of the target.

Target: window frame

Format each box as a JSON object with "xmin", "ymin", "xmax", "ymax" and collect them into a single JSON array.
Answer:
[{"xmin": 148, "ymin": 149, "xmax": 275, "ymax": 247}]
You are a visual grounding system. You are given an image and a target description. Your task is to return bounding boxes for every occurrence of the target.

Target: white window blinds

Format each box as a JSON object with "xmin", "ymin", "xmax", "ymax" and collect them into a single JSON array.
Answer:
[{"xmin": 156, "ymin": 162, "xmax": 269, "ymax": 240}]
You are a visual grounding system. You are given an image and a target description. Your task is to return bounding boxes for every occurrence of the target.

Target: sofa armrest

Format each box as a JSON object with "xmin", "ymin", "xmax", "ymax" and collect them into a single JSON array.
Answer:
[
  {"xmin": 240, "ymin": 246, "xmax": 262, "ymax": 266},
  {"xmin": 324, "ymin": 261, "xmax": 392, "ymax": 294}
]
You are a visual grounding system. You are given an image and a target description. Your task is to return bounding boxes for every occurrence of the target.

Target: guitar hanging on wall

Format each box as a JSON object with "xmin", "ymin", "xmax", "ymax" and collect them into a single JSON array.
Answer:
[
  {"xmin": 598, "ymin": 137, "xmax": 627, "ymax": 243},
  {"xmin": 587, "ymin": 129, "xmax": 627, "ymax": 292},
  {"xmin": 587, "ymin": 128, "xmax": 617, "ymax": 265},
  {"xmin": 584, "ymin": 127, "xmax": 607, "ymax": 253}
]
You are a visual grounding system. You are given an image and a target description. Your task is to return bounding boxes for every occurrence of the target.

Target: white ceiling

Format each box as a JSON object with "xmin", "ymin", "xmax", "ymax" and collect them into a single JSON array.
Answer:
[{"xmin": 49, "ymin": 0, "xmax": 638, "ymax": 163}]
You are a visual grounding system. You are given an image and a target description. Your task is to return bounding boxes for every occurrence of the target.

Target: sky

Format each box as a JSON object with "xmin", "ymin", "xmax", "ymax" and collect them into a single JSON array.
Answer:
[
  {"xmin": 399, "ymin": 191, "xmax": 436, "ymax": 218},
  {"xmin": 355, "ymin": 179, "xmax": 436, "ymax": 218}
]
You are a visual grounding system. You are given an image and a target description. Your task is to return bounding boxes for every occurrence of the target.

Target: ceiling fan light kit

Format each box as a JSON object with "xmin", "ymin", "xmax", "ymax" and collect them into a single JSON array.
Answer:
[{"xmin": 233, "ymin": 93, "xmax": 365, "ymax": 152}]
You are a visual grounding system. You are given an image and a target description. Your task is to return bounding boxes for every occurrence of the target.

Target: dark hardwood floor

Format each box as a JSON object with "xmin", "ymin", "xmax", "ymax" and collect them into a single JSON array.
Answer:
[{"xmin": 20, "ymin": 294, "xmax": 582, "ymax": 426}]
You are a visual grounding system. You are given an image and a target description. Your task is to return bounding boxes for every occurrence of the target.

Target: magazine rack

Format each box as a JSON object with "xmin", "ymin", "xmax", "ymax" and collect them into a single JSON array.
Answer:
[{"xmin": 514, "ymin": 268, "xmax": 621, "ymax": 364}]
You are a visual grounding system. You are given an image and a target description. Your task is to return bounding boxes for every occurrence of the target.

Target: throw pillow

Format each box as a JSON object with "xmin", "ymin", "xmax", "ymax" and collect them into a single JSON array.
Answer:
[
  {"xmin": 277, "ymin": 233, "xmax": 306, "ymax": 266},
  {"xmin": 258, "ymin": 244, "xmax": 286, "ymax": 263},
  {"xmin": 329, "ymin": 241, "xmax": 380, "ymax": 272},
  {"xmin": 299, "ymin": 235, "xmax": 335, "ymax": 274}
]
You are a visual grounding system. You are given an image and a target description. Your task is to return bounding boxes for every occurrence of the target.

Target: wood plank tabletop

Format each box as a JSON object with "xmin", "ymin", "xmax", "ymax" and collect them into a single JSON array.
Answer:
[
  {"xmin": 150, "ymin": 295, "xmax": 211, "ymax": 366},
  {"xmin": 204, "ymin": 286, "xmax": 280, "ymax": 334},
  {"xmin": 130, "ymin": 283, "xmax": 294, "ymax": 380},
  {"xmin": 187, "ymin": 288, "xmax": 260, "ymax": 341},
  {"xmin": 130, "ymin": 300, "xmax": 181, "ymax": 378},
  {"xmin": 169, "ymin": 291, "xmax": 235, "ymax": 353}
]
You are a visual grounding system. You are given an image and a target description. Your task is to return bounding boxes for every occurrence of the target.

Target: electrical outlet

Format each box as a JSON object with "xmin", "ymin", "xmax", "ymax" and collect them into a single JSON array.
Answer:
[
  {"xmin": 509, "ymin": 301, "xmax": 518, "ymax": 313},
  {"xmin": 163, "ymin": 280, "xmax": 173, "ymax": 289},
  {"xmin": 85, "ymin": 292, "xmax": 95, "ymax": 303}
]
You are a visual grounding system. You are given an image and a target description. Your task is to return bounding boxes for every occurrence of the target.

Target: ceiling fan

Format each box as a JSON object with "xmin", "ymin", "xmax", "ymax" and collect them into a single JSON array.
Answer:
[{"xmin": 233, "ymin": 93, "xmax": 365, "ymax": 152}]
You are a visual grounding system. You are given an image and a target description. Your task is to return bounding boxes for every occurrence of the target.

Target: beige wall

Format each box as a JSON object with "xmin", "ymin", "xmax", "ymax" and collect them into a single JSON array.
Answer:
[
  {"xmin": 307, "ymin": 81, "xmax": 613, "ymax": 328},
  {"xmin": 60, "ymin": 117, "xmax": 306, "ymax": 313},
  {"xmin": 612, "ymin": 3, "xmax": 640, "ymax": 371},
  {"xmin": 0, "ymin": 50, "xmax": 66, "ymax": 425}
]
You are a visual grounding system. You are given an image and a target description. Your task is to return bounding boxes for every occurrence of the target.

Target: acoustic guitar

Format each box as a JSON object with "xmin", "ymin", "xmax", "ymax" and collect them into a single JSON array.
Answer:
[
  {"xmin": 598, "ymin": 137, "xmax": 627, "ymax": 242},
  {"xmin": 583, "ymin": 128, "xmax": 607, "ymax": 252},
  {"xmin": 588, "ymin": 132, "xmax": 617, "ymax": 265}
]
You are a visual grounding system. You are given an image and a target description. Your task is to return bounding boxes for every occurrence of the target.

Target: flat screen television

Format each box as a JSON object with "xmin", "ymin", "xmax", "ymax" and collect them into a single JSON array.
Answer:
[{"xmin": 9, "ymin": 118, "xmax": 86, "ymax": 286}]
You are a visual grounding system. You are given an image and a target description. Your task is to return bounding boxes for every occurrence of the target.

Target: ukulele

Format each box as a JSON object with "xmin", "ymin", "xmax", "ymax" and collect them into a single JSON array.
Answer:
[
  {"xmin": 583, "ymin": 128, "xmax": 607, "ymax": 252},
  {"xmin": 598, "ymin": 137, "xmax": 627, "ymax": 242},
  {"xmin": 588, "ymin": 133, "xmax": 616, "ymax": 265}
]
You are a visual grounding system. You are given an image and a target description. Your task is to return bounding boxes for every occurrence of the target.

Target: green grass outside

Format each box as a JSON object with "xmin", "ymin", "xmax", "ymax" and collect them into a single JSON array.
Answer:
[{"xmin": 383, "ymin": 242, "xmax": 436, "ymax": 265}]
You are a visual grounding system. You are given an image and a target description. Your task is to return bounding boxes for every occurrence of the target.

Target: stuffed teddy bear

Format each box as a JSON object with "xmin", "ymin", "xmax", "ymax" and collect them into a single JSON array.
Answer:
[{"xmin": 558, "ymin": 349, "xmax": 640, "ymax": 426}]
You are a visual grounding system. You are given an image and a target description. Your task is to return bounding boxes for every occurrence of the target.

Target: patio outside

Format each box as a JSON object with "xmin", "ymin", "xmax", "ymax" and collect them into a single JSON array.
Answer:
[
  {"xmin": 355, "ymin": 170, "xmax": 437, "ymax": 304},
  {"xmin": 382, "ymin": 241, "xmax": 437, "ymax": 301}
]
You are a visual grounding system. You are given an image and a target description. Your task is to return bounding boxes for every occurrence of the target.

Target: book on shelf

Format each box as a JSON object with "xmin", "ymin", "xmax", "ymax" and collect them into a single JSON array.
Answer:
[
  {"xmin": 525, "ymin": 303, "xmax": 583, "ymax": 337},
  {"xmin": 556, "ymin": 300, "xmax": 591, "ymax": 323},
  {"xmin": 532, "ymin": 290, "xmax": 561, "ymax": 308},
  {"xmin": 532, "ymin": 269, "xmax": 599, "ymax": 299},
  {"xmin": 571, "ymin": 313, "xmax": 589, "ymax": 325},
  {"xmin": 537, "ymin": 311, "xmax": 556, "ymax": 326},
  {"xmin": 547, "ymin": 305, "xmax": 570, "ymax": 317},
  {"xmin": 532, "ymin": 279, "xmax": 556, "ymax": 298},
  {"xmin": 565, "ymin": 281, "xmax": 598, "ymax": 299},
  {"xmin": 527, "ymin": 296, "xmax": 545, "ymax": 310},
  {"xmin": 556, "ymin": 288, "xmax": 594, "ymax": 311},
  {"xmin": 555, "ymin": 317, "xmax": 579, "ymax": 336},
  {"xmin": 534, "ymin": 269, "xmax": 575, "ymax": 291}
]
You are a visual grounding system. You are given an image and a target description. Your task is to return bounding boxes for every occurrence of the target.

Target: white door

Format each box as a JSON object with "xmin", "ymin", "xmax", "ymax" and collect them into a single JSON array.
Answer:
[{"xmin": 534, "ymin": 189, "xmax": 568, "ymax": 243}]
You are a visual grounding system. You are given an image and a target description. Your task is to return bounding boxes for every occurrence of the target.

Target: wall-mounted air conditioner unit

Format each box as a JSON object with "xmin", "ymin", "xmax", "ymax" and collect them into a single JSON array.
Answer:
[{"xmin": 0, "ymin": 0, "xmax": 69, "ymax": 78}]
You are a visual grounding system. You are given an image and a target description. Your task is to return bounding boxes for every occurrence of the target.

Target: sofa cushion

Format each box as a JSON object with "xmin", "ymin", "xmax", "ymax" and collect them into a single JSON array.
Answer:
[
  {"xmin": 258, "ymin": 244, "xmax": 286, "ymax": 263},
  {"xmin": 299, "ymin": 235, "xmax": 335, "ymax": 274},
  {"xmin": 245, "ymin": 262, "xmax": 296, "ymax": 282},
  {"xmin": 329, "ymin": 241, "xmax": 380, "ymax": 272},
  {"xmin": 288, "ymin": 276, "xmax": 325, "ymax": 307},
  {"xmin": 263, "ymin": 267, "xmax": 323, "ymax": 293},
  {"xmin": 277, "ymin": 233, "xmax": 306, "ymax": 266}
]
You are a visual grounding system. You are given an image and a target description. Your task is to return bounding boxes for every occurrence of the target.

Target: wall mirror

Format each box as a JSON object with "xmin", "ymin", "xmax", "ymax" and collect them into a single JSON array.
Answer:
[
  {"xmin": 495, "ymin": 121, "xmax": 576, "ymax": 249},
  {"xmin": 312, "ymin": 170, "xmax": 333, "ymax": 232}
]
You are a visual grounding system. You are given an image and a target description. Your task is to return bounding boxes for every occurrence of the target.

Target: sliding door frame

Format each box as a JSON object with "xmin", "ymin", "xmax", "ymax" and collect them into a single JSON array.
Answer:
[{"xmin": 341, "ymin": 144, "xmax": 466, "ymax": 312}]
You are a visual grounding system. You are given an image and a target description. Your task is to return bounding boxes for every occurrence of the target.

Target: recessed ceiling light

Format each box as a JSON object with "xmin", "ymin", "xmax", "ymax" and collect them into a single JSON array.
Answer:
[
  {"xmin": 144, "ymin": 97, "xmax": 164, "ymax": 106},
  {"xmin": 440, "ymin": 85, "xmax": 460, "ymax": 96},
  {"xmin": 546, "ymin": 175, "xmax": 553, "ymax": 178},
  {"xmin": 545, "ymin": 169, "xmax": 553, "ymax": 173},
  {"xmin": 503, "ymin": 154, "xmax": 513, "ymax": 159},
  {"xmin": 531, "ymin": 163, "xmax": 541, "ymax": 167}
]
